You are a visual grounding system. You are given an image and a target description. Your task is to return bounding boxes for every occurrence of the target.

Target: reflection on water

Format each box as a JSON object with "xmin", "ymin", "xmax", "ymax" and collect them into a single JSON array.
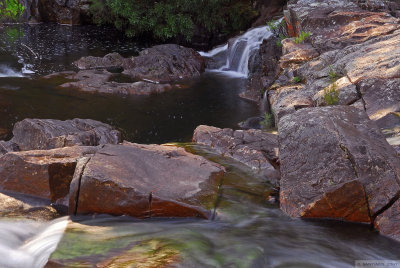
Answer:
[
  {"xmin": 0, "ymin": 24, "xmax": 259, "ymax": 144},
  {"xmin": 48, "ymin": 146, "xmax": 400, "ymax": 268},
  {"xmin": 0, "ymin": 73, "xmax": 258, "ymax": 143}
]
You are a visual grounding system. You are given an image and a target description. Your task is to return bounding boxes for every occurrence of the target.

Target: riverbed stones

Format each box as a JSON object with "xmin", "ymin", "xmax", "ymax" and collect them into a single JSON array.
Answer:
[
  {"xmin": 0, "ymin": 146, "xmax": 98, "ymax": 202},
  {"xmin": 279, "ymin": 106, "xmax": 400, "ymax": 223},
  {"xmin": 10, "ymin": 118, "xmax": 121, "ymax": 151},
  {"xmin": 69, "ymin": 142, "xmax": 225, "ymax": 219},
  {"xmin": 192, "ymin": 125, "xmax": 280, "ymax": 185}
]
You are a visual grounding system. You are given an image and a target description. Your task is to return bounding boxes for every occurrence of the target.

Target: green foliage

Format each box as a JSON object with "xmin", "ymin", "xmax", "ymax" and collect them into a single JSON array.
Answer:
[
  {"xmin": 292, "ymin": 76, "xmax": 301, "ymax": 83},
  {"xmin": 261, "ymin": 112, "xmax": 274, "ymax": 129},
  {"xmin": 324, "ymin": 65, "xmax": 339, "ymax": 105},
  {"xmin": 294, "ymin": 31, "xmax": 311, "ymax": 44},
  {"xmin": 0, "ymin": 0, "xmax": 25, "ymax": 21},
  {"xmin": 89, "ymin": 0, "xmax": 258, "ymax": 42}
]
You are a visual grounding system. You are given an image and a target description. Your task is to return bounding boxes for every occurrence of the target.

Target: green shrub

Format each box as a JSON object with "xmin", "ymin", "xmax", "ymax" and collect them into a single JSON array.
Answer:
[
  {"xmin": 323, "ymin": 65, "xmax": 339, "ymax": 105},
  {"xmin": 0, "ymin": 0, "xmax": 25, "ymax": 21},
  {"xmin": 292, "ymin": 76, "xmax": 301, "ymax": 83},
  {"xmin": 89, "ymin": 0, "xmax": 258, "ymax": 42},
  {"xmin": 261, "ymin": 112, "xmax": 274, "ymax": 129},
  {"xmin": 294, "ymin": 31, "xmax": 311, "ymax": 44}
]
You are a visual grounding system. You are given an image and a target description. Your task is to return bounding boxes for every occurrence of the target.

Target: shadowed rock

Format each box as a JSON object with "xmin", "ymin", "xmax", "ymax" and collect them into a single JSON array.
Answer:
[
  {"xmin": 193, "ymin": 125, "xmax": 280, "ymax": 185},
  {"xmin": 279, "ymin": 106, "xmax": 400, "ymax": 223},
  {"xmin": 10, "ymin": 118, "xmax": 121, "ymax": 151}
]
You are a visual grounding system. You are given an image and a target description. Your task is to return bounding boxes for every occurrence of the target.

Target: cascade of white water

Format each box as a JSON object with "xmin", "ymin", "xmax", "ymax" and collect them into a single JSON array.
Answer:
[
  {"xmin": 0, "ymin": 64, "xmax": 25, "ymax": 78},
  {"xmin": 199, "ymin": 25, "xmax": 273, "ymax": 77},
  {"xmin": 0, "ymin": 217, "xmax": 69, "ymax": 268}
]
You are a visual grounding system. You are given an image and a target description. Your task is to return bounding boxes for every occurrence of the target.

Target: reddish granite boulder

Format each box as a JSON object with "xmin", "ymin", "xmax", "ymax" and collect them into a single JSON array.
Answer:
[
  {"xmin": 279, "ymin": 106, "xmax": 400, "ymax": 223},
  {"xmin": 69, "ymin": 142, "xmax": 224, "ymax": 219},
  {"xmin": 0, "ymin": 146, "xmax": 98, "ymax": 202}
]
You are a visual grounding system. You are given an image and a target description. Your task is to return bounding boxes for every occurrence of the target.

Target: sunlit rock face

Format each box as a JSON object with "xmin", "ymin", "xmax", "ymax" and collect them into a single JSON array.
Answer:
[
  {"xmin": 270, "ymin": 0, "xmax": 400, "ymax": 241},
  {"xmin": 278, "ymin": 106, "xmax": 400, "ymax": 223},
  {"xmin": 69, "ymin": 142, "xmax": 225, "ymax": 219}
]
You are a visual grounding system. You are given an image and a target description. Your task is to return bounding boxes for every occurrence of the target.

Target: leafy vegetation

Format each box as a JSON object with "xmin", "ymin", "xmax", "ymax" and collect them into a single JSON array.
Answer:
[
  {"xmin": 89, "ymin": 0, "xmax": 258, "ymax": 42},
  {"xmin": 0, "ymin": 0, "xmax": 25, "ymax": 21},
  {"xmin": 261, "ymin": 112, "xmax": 274, "ymax": 129},
  {"xmin": 292, "ymin": 76, "xmax": 301, "ymax": 83},
  {"xmin": 294, "ymin": 31, "xmax": 311, "ymax": 44},
  {"xmin": 323, "ymin": 65, "xmax": 339, "ymax": 105}
]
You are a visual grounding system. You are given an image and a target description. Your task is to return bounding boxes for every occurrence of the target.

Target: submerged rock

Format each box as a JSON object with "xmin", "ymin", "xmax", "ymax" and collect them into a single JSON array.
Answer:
[
  {"xmin": 193, "ymin": 125, "xmax": 280, "ymax": 185},
  {"xmin": 69, "ymin": 142, "xmax": 225, "ymax": 219},
  {"xmin": 279, "ymin": 106, "xmax": 400, "ymax": 223}
]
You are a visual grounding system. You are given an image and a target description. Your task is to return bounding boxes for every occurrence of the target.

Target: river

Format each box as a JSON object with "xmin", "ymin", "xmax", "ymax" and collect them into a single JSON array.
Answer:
[{"xmin": 0, "ymin": 23, "xmax": 399, "ymax": 268}]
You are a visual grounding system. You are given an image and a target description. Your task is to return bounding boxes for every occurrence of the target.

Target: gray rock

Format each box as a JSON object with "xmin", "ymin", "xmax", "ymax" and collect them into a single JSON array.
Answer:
[
  {"xmin": 11, "ymin": 118, "xmax": 121, "ymax": 151},
  {"xmin": 279, "ymin": 106, "xmax": 400, "ymax": 222},
  {"xmin": 193, "ymin": 125, "xmax": 280, "ymax": 185}
]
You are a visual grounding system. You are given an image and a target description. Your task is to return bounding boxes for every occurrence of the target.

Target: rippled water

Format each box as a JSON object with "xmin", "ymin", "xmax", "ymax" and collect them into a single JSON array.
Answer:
[
  {"xmin": 0, "ymin": 24, "xmax": 400, "ymax": 268},
  {"xmin": 48, "ymin": 146, "xmax": 400, "ymax": 267}
]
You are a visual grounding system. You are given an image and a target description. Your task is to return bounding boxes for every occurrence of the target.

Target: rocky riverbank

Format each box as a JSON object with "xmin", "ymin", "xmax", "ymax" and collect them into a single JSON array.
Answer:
[{"xmin": 194, "ymin": 0, "xmax": 400, "ymax": 242}]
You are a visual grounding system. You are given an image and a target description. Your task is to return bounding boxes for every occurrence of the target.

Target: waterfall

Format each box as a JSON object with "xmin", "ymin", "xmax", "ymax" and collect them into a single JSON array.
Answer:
[
  {"xmin": 0, "ymin": 217, "xmax": 69, "ymax": 268},
  {"xmin": 0, "ymin": 65, "xmax": 25, "ymax": 78},
  {"xmin": 199, "ymin": 25, "xmax": 273, "ymax": 78}
]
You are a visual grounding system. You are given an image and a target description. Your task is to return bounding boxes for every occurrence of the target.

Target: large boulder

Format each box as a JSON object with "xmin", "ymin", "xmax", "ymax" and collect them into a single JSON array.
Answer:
[
  {"xmin": 69, "ymin": 142, "xmax": 225, "ymax": 219},
  {"xmin": 0, "ymin": 146, "xmax": 98, "ymax": 203},
  {"xmin": 10, "ymin": 118, "xmax": 121, "ymax": 151},
  {"xmin": 56, "ymin": 44, "xmax": 204, "ymax": 96},
  {"xmin": 192, "ymin": 125, "xmax": 280, "ymax": 185},
  {"xmin": 279, "ymin": 106, "xmax": 400, "ymax": 223}
]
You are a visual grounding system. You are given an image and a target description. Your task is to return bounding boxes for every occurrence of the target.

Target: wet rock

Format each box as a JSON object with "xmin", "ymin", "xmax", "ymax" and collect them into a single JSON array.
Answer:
[
  {"xmin": 238, "ymin": 116, "xmax": 263, "ymax": 130},
  {"xmin": 57, "ymin": 44, "xmax": 203, "ymax": 96},
  {"xmin": 69, "ymin": 142, "xmax": 224, "ymax": 219},
  {"xmin": 279, "ymin": 106, "xmax": 400, "ymax": 223},
  {"xmin": 10, "ymin": 118, "xmax": 121, "ymax": 151},
  {"xmin": 60, "ymin": 70, "xmax": 173, "ymax": 96},
  {"xmin": 0, "ymin": 146, "xmax": 98, "ymax": 203},
  {"xmin": 375, "ymin": 197, "xmax": 400, "ymax": 242},
  {"xmin": 244, "ymin": 36, "xmax": 282, "ymax": 102},
  {"xmin": 192, "ymin": 125, "xmax": 280, "ymax": 185},
  {"xmin": 73, "ymin": 53, "xmax": 127, "ymax": 71}
]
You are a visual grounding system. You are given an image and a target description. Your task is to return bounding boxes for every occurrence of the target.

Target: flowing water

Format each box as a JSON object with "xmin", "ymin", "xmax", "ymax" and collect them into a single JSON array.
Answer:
[
  {"xmin": 199, "ymin": 25, "xmax": 273, "ymax": 77},
  {"xmin": 0, "ymin": 24, "xmax": 399, "ymax": 267}
]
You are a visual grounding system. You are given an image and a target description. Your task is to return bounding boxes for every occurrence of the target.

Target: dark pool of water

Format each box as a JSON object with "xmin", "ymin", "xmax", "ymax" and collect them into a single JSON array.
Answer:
[{"xmin": 0, "ymin": 24, "xmax": 259, "ymax": 144}]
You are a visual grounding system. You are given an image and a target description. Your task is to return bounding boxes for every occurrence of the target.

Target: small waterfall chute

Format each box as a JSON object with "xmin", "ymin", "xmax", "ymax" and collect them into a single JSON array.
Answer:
[
  {"xmin": 199, "ymin": 25, "xmax": 274, "ymax": 77},
  {"xmin": 0, "ymin": 64, "xmax": 25, "ymax": 77},
  {"xmin": 0, "ymin": 216, "xmax": 69, "ymax": 268}
]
